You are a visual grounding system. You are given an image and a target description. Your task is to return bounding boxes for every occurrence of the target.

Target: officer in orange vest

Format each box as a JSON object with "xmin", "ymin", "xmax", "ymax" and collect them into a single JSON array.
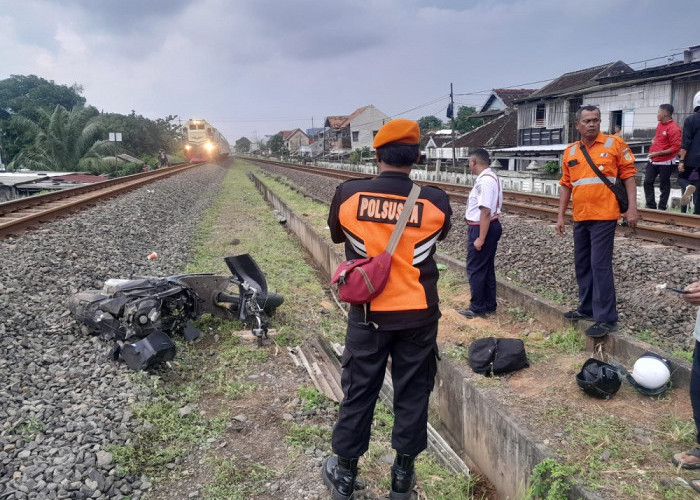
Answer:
[
  {"xmin": 323, "ymin": 119, "xmax": 451, "ymax": 500},
  {"xmin": 556, "ymin": 105, "xmax": 638, "ymax": 338}
]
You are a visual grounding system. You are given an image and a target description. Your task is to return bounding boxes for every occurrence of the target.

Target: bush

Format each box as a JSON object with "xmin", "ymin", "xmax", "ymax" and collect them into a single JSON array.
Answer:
[{"xmin": 542, "ymin": 161, "xmax": 560, "ymax": 174}]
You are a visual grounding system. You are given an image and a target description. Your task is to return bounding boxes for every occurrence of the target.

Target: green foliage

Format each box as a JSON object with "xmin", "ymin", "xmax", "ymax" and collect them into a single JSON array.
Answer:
[
  {"xmin": 268, "ymin": 133, "xmax": 285, "ymax": 155},
  {"xmin": 298, "ymin": 386, "xmax": 331, "ymax": 410},
  {"xmin": 108, "ymin": 397, "xmax": 225, "ymax": 477},
  {"xmin": 17, "ymin": 417, "xmax": 44, "ymax": 441},
  {"xmin": 99, "ymin": 111, "xmax": 182, "ymax": 158},
  {"xmin": 0, "ymin": 74, "xmax": 86, "ymax": 163},
  {"xmin": 540, "ymin": 327, "xmax": 585, "ymax": 354},
  {"xmin": 526, "ymin": 458, "xmax": 575, "ymax": 500},
  {"xmin": 672, "ymin": 349, "xmax": 693, "ymax": 363},
  {"xmin": 454, "ymin": 106, "xmax": 483, "ymax": 133},
  {"xmin": 542, "ymin": 161, "xmax": 561, "ymax": 174},
  {"xmin": 8, "ymin": 104, "xmax": 111, "ymax": 171},
  {"xmin": 349, "ymin": 146, "xmax": 371, "ymax": 165},
  {"xmin": 418, "ymin": 115, "xmax": 443, "ymax": 132},
  {"xmin": 285, "ymin": 423, "xmax": 331, "ymax": 448},
  {"xmin": 235, "ymin": 136, "xmax": 251, "ymax": 153},
  {"xmin": 507, "ymin": 306, "xmax": 532, "ymax": 321},
  {"xmin": 204, "ymin": 457, "xmax": 275, "ymax": 499},
  {"xmin": 416, "ymin": 454, "xmax": 479, "ymax": 500}
]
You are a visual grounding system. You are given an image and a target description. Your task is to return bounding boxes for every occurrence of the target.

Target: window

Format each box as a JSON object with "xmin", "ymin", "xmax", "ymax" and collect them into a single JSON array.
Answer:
[
  {"xmin": 197, "ymin": 124, "xmax": 205, "ymax": 130},
  {"xmin": 352, "ymin": 131, "xmax": 359, "ymax": 142},
  {"xmin": 535, "ymin": 103, "xmax": 546, "ymax": 127},
  {"xmin": 189, "ymin": 125, "xmax": 196, "ymax": 130}
]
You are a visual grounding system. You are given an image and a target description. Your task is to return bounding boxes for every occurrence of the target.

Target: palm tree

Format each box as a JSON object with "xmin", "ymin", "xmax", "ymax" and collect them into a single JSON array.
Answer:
[{"xmin": 8, "ymin": 105, "xmax": 112, "ymax": 172}]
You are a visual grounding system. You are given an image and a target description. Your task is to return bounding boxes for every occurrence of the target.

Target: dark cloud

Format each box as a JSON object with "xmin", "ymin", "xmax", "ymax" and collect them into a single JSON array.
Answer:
[{"xmin": 66, "ymin": 0, "xmax": 193, "ymax": 32}]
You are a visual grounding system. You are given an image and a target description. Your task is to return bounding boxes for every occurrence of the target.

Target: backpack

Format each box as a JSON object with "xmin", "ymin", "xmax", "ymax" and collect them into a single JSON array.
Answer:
[{"xmin": 468, "ymin": 337, "xmax": 529, "ymax": 376}]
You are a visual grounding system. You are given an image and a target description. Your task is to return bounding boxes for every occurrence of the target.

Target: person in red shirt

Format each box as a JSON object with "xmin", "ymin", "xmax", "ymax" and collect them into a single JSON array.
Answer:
[{"xmin": 643, "ymin": 104, "xmax": 682, "ymax": 210}]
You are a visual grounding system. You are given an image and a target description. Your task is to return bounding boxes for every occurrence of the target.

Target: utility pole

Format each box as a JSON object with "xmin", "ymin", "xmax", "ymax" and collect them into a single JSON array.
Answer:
[{"xmin": 450, "ymin": 83, "xmax": 456, "ymax": 171}]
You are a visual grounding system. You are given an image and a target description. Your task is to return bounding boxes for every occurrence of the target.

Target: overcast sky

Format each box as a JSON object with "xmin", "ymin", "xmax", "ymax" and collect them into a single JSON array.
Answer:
[{"xmin": 1, "ymin": 0, "xmax": 698, "ymax": 144}]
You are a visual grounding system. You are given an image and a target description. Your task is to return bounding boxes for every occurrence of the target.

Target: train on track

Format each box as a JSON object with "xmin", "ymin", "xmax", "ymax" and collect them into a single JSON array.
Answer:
[{"xmin": 182, "ymin": 118, "xmax": 231, "ymax": 162}]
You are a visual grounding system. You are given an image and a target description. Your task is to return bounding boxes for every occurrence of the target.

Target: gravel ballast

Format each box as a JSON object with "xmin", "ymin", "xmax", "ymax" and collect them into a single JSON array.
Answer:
[{"xmin": 0, "ymin": 164, "xmax": 227, "ymax": 499}]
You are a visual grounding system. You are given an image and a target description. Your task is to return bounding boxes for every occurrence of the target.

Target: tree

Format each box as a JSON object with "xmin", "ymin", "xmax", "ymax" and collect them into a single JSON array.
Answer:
[
  {"xmin": 417, "ymin": 116, "xmax": 443, "ymax": 132},
  {"xmin": 8, "ymin": 105, "xmax": 112, "ymax": 172},
  {"xmin": 235, "ymin": 137, "xmax": 251, "ymax": 153},
  {"xmin": 454, "ymin": 106, "xmax": 483, "ymax": 134},
  {"xmin": 100, "ymin": 112, "xmax": 182, "ymax": 157},
  {"xmin": 268, "ymin": 133, "xmax": 284, "ymax": 155},
  {"xmin": 0, "ymin": 74, "xmax": 87, "ymax": 164},
  {"xmin": 349, "ymin": 146, "xmax": 371, "ymax": 165}
]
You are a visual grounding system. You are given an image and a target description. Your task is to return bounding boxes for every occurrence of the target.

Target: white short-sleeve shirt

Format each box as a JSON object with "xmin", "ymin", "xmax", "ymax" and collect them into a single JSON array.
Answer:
[{"xmin": 464, "ymin": 168, "xmax": 502, "ymax": 222}]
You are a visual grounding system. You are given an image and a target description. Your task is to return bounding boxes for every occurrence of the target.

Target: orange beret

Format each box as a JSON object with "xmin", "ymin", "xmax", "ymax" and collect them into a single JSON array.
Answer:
[{"xmin": 372, "ymin": 119, "xmax": 420, "ymax": 148}]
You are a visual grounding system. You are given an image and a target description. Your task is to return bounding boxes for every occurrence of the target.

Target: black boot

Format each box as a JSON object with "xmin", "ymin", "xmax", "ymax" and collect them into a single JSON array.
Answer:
[
  {"xmin": 390, "ymin": 453, "xmax": 416, "ymax": 499},
  {"xmin": 322, "ymin": 455, "xmax": 358, "ymax": 500}
]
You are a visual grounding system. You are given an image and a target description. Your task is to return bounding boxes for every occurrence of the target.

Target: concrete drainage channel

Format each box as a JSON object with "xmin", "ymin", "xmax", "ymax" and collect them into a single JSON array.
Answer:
[{"xmin": 250, "ymin": 173, "xmax": 693, "ymax": 499}]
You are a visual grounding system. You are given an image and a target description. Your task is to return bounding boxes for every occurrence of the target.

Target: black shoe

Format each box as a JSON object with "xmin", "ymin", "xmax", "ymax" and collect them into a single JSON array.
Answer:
[
  {"xmin": 390, "ymin": 454, "xmax": 416, "ymax": 500},
  {"xmin": 563, "ymin": 309, "xmax": 593, "ymax": 321},
  {"xmin": 322, "ymin": 456, "xmax": 358, "ymax": 500},
  {"xmin": 458, "ymin": 309, "xmax": 477, "ymax": 318},
  {"xmin": 585, "ymin": 321, "xmax": 618, "ymax": 338}
]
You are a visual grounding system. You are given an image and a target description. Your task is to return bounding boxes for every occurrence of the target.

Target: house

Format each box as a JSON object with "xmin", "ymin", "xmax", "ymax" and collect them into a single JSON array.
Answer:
[
  {"xmin": 448, "ymin": 88, "xmax": 536, "ymax": 168},
  {"xmin": 423, "ymin": 130, "xmax": 459, "ymax": 164},
  {"xmin": 281, "ymin": 129, "xmax": 309, "ymax": 153},
  {"xmin": 579, "ymin": 47, "xmax": 700, "ymax": 144},
  {"xmin": 516, "ymin": 61, "xmax": 633, "ymax": 147},
  {"xmin": 324, "ymin": 105, "xmax": 389, "ymax": 153}
]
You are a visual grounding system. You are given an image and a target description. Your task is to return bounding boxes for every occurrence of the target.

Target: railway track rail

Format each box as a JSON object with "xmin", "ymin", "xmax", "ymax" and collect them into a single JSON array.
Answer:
[
  {"xmin": 0, "ymin": 162, "xmax": 205, "ymax": 239},
  {"xmin": 244, "ymin": 157, "xmax": 700, "ymax": 251}
]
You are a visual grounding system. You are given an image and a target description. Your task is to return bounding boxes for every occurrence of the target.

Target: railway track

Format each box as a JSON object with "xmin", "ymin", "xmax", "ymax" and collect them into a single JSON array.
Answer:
[
  {"xmin": 0, "ymin": 162, "xmax": 205, "ymax": 239},
  {"xmin": 245, "ymin": 157, "xmax": 700, "ymax": 251}
]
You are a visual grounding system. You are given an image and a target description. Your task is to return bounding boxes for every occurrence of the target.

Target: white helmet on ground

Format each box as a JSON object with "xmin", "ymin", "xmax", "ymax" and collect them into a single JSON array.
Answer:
[
  {"xmin": 627, "ymin": 352, "xmax": 672, "ymax": 396},
  {"xmin": 694, "ymin": 90, "xmax": 700, "ymax": 110}
]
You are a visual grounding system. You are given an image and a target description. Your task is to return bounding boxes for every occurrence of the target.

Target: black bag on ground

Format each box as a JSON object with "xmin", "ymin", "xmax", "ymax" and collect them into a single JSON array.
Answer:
[{"xmin": 468, "ymin": 337, "xmax": 529, "ymax": 376}]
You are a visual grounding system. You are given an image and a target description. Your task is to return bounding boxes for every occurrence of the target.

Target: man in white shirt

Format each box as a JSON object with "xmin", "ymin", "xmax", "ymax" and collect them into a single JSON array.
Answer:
[{"xmin": 459, "ymin": 148, "xmax": 503, "ymax": 318}]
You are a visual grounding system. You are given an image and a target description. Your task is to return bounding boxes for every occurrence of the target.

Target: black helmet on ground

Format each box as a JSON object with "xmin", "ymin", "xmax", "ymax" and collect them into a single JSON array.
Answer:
[{"xmin": 576, "ymin": 358, "xmax": 622, "ymax": 399}]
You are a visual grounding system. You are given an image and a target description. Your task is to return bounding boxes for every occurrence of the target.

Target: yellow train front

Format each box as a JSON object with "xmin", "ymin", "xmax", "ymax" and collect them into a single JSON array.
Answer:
[{"xmin": 183, "ymin": 119, "xmax": 231, "ymax": 162}]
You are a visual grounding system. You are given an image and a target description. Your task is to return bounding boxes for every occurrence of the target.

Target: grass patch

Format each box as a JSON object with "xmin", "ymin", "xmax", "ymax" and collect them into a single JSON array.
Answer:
[
  {"xmin": 285, "ymin": 423, "xmax": 332, "ymax": 448},
  {"xmin": 298, "ymin": 385, "xmax": 333, "ymax": 411},
  {"xmin": 204, "ymin": 456, "xmax": 276, "ymax": 500},
  {"xmin": 416, "ymin": 454, "xmax": 482, "ymax": 499},
  {"xmin": 109, "ymin": 396, "xmax": 227, "ymax": 477},
  {"xmin": 536, "ymin": 327, "xmax": 585, "ymax": 355}
]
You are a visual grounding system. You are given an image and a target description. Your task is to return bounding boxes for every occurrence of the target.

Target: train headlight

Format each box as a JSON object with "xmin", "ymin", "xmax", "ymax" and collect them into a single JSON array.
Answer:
[
  {"xmin": 205, "ymin": 142, "xmax": 214, "ymax": 152},
  {"xmin": 185, "ymin": 145, "xmax": 191, "ymax": 151}
]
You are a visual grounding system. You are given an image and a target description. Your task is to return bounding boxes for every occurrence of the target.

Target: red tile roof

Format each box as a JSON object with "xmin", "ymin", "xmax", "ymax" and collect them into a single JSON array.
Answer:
[{"xmin": 453, "ymin": 113, "xmax": 517, "ymax": 149}]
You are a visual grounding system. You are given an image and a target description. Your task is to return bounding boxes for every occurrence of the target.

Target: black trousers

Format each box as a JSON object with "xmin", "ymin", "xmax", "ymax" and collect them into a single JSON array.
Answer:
[
  {"xmin": 692, "ymin": 341, "xmax": 700, "ymax": 444},
  {"xmin": 466, "ymin": 219, "xmax": 502, "ymax": 313},
  {"xmin": 573, "ymin": 220, "xmax": 618, "ymax": 323},
  {"xmin": 331, "ymin": 320, "xmax": 439, "ymax": 459},
  {"xmin": 643, "ymin": 162, "xmax": 674, "ymax": 210}
]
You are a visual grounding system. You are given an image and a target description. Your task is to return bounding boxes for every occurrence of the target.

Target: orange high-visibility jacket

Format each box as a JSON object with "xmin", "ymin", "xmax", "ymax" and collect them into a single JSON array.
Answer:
[
  {"xmin": 560, "ymin": 133, "xmax": 637, "ymax": 221},
  {"xmin": 328, "ymin": 172, "xmax": 451, "ymax": 328}
]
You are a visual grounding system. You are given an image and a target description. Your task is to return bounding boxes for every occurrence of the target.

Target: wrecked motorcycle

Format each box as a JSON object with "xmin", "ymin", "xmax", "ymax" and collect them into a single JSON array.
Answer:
[{"xmin": 68, "ymin": 254, "xmax": 283, "ymax": 370}]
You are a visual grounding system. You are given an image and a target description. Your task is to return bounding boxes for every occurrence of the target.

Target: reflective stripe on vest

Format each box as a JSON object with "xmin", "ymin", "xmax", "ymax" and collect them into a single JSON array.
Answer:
[
  {"xmin": 572, "ymin": 176, "xmax": 618, "ymax": 187},
  {"xmin": 569, "ymin": 144, "xmax": 577, "ymax": 156},
  {"xmin": 604, "ymin": 137, "xmax": 614, "ymax": 148}
]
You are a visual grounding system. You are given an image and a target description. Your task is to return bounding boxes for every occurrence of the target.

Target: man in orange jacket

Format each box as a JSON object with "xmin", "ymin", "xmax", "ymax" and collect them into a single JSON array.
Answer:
[
  {"xmin": 643, "ymin": 104, "xmax": 681, "ymax": 210},
  {"xmin": 323, "ymin": 119, "xmax": 451, "ymax": 500},
  {"xmin": 556, "ymin": 105, "xmax": 638, "ymax": 338}
]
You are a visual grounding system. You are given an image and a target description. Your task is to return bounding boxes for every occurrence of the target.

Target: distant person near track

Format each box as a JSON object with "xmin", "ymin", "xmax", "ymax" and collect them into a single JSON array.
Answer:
[
  {"xmin": 555, "ymin": 105, "xmax": 638, "ymax": 338},
  {"xmin": 643, "ymin": 104, "xmax": 681, "ymax": 211},
  {"xmin": 323, "ymin": 119, "xmax": 452, "ymax": 500},
  {"xmin": 678, "ymin": 91, "xmax": 700, "ymax": 215}
]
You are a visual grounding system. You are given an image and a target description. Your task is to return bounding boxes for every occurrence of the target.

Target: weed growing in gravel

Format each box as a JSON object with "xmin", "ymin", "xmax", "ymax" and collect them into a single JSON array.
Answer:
[
  {"xmin": 672, "ymin": 348, "xmax": 693, "ymax": 364},
  {"xmin": 17, "ymin": 417, "xmax": 44, "ymax": 440},
  {"xmin": 507, "ymin": 306, "xmax": 532, "ymax": 321},
  {"xmin": 285, "ymin": 423, "xmax": 331, "ymax": 448},
  {"xmin": 204, "ymin": 456, "xmax": 276, "ymax": 499},
  {"xmin": 109, "ymin": 397, "xmax": 227, "ymax": 477},
  {"xmin": 417, "ymin": 454, "xmax": 482, "ymax": 499},
  {"xmin": 659, "ymin": 413, "xmax": 695, "ymax": 444},
  {"xmin": 635, "ymin": 328, "xmax": 660, "ymax": 345},
  {"xmin": 525, "ymin": 458, "xmax": 576, "ymax": 500},
  {"xmin": 298, "ymin": 385, "xmax": 332, "ymax": 410}
]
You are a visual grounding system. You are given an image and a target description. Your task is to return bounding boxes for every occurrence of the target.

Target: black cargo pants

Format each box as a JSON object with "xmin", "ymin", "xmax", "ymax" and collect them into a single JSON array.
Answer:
[{"xmin": 331, "ymin": 320, "xmax": 439, "ymax": 459}]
